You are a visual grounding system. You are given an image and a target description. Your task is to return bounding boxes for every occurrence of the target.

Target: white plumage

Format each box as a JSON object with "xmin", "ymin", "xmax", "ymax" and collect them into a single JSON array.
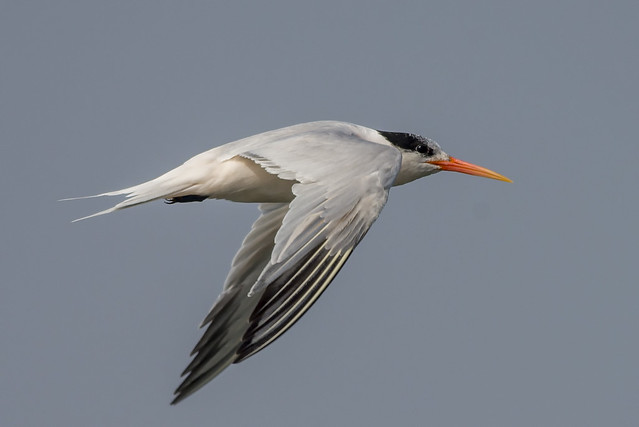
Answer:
[{"xmin": 64, "ymin": 121, "xmax": 510, "ymax": 403}]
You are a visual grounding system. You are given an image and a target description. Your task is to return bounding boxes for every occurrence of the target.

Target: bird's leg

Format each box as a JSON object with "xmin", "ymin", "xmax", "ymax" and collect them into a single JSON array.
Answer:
[{"xmin": 164, "ymin": 195, "xmax": 209, "ymax": 204}]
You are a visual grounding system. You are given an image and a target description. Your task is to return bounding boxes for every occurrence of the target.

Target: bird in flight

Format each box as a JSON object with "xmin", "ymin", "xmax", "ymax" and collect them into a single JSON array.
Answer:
[{"xmin": 66, "ymin": 121, "xmax": 511, "ymax": 404}]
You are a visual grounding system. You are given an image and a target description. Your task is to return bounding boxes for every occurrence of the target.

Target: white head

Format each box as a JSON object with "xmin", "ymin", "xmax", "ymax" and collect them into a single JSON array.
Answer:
[{"xmin": 377, "ymin": 130, "xmax": 512, "ymax": 186}]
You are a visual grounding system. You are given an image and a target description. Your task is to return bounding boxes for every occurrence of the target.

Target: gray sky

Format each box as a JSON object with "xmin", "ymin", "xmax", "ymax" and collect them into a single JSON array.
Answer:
[{"xmin": 2, "ymin": 1, "xmax": 638, "ymax": 426}]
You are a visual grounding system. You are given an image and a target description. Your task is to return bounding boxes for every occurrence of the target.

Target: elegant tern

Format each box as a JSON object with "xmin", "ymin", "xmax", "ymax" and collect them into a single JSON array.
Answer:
[{"xmin": 65, "ymin": 121, "xmax": 511, "ymax": 404}]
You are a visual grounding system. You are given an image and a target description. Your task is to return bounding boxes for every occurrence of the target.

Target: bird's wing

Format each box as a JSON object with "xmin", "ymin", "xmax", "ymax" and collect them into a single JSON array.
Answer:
[
  {"xmin": 172, "ymin": 203, "xmax": 289, "ymax": 404},
  {"xmin": 173, "ymin": 130, "xmax": 402, "ymax": 404}
]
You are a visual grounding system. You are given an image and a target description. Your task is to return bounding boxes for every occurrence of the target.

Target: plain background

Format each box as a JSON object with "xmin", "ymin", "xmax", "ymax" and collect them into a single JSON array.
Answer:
[{"xmin": 1, "ymin": 1, "xmax": 638, "ymax": 426}]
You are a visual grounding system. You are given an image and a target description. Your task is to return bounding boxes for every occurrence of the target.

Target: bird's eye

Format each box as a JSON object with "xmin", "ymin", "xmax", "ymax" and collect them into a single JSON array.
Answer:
[{"xmin": 415, "ymin": 144, "xmax": 434, "ymax": 156}]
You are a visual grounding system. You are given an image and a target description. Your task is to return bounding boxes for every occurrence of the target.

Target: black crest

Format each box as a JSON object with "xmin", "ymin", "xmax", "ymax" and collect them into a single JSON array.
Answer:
[{"xmin": 378, "ymin": 130, "xmax": 437, "ymax": 157}]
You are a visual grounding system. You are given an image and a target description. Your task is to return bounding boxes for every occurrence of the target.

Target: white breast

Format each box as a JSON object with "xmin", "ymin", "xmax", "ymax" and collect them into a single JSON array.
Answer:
[{"xmin": 177, "ymin": 155, "xmax": 296, "ymax": 203}]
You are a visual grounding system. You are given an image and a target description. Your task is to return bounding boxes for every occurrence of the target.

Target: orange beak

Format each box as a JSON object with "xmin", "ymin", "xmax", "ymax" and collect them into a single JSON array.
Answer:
[{"xmin": 427, "ymin": 156, "xmax": 512, "ymax": 183}]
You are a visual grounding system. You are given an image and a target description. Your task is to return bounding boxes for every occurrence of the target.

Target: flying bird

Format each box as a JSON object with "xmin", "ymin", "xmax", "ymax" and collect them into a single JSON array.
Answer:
[{"xmin": 65, "ymin": 121, "xmax": 511, "ymax": 404}]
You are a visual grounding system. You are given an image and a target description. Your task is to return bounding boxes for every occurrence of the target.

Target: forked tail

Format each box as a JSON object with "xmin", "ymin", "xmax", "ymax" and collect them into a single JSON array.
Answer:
[{"xmin": 61, "ymin": 166, "xmax": 201, "ymax": 222}]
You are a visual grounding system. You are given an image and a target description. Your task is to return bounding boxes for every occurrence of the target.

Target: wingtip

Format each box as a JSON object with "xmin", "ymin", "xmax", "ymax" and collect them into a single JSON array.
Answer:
[{"xmin": 171, "ymin": 380, "xmax": 195, "ymax": 405}]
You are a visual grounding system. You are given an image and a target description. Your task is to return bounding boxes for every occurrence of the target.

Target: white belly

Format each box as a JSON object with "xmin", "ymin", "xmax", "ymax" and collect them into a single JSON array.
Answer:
[{"xmin": 176, "ymin": 155, "xmax": 296, "ymax": 203}]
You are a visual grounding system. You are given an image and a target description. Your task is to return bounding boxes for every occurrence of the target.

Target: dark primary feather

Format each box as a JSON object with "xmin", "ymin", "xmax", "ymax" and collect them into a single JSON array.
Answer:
[
  {"xmin": 171, "ymin": 204, "xmax": 288, "ymax": 405},
  {"xmin": 171, "ymin": 125, "xmax": 402, "ymax": 404},
  {"xmin": 237, "ymin": 244, "xmax": 353, "ymax": 362},
  {"xmin": 171, "ymin": 208, "xmax": 354, "ymax": 404}
]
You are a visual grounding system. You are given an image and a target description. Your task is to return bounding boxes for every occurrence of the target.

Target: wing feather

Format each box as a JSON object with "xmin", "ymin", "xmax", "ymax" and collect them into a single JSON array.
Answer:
[
  {"xmin": 173, "ymin": 125, "xmax": 402, "ymax": 404},
  {"xmin": 171, "ymin": 203, "xmax": 289, "ymax": 404},
  {"xmin": 237, "ymin": 246, "xmax": 353, "ymax": 362}
]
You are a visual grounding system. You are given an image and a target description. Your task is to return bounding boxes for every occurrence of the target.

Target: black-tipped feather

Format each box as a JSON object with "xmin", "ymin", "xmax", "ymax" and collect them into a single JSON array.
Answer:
[
  {"xmin": 171, "ymin": 204, "xmax": 288, "ymax": 405},
  {"xmin": 237, "ymin": 247, "xmax": 353, "ymax": 362},
  {"xmin": 172, "ymin": 242, "xmax": 353, "ymax": 404}
]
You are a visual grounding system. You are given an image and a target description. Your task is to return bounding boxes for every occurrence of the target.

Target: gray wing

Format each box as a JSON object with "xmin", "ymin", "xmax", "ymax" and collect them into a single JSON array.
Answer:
[
  {"xmin": 173, "ymin": 131, "xmax": 402, "ymax": 404},
  {"xmin": 172, "ymin": 203, "xmax": 289, "ymax": 404}
]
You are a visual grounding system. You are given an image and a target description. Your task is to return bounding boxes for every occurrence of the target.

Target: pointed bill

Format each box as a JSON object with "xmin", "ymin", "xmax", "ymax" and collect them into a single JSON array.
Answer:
[{"xmin": 427, "ymin": 156, "xmax": 512, "ymax": 182}]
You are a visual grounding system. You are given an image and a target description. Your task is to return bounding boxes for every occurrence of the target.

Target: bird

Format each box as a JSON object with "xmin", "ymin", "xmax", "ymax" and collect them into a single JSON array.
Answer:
[{"xmin": 64, "ymin": 120, "xmax": 511, "ymax": 404}]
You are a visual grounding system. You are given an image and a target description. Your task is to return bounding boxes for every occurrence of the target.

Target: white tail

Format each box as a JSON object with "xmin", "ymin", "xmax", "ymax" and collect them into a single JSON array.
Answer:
[{"xmin": 62, "ymin": 164, "xmax": 201, "ymax": 222}]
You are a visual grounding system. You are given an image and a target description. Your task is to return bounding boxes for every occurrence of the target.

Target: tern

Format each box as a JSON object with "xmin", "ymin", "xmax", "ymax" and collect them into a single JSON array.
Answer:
[{"xmin": 66, "ymin": 121, "xmax": 511, "ymax": 404}]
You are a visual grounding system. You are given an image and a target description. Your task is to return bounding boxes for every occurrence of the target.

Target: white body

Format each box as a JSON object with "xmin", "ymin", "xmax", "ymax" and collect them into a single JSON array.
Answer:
[
  {"xmin": 68, "ymin": 121, "xmax": 449, "ymax": 404},
  {"xmin": 75, "ymin": 121, "xmax": 443, "ymax": 221}
]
